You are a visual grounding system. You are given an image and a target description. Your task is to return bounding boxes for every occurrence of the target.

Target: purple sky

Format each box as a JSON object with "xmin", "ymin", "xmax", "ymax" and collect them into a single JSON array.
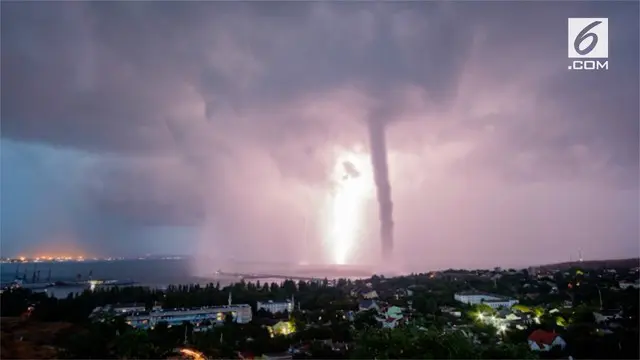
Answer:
[{"xmin": 1, "ymin": 2, "xmax": 638, "ymax": 272}]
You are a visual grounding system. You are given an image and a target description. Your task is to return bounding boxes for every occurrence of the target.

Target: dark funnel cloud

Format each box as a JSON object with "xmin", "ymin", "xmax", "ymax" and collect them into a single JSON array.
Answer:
[{"xmin": 368, "ymin": 114, "xmax": 394, "ymax": 261}]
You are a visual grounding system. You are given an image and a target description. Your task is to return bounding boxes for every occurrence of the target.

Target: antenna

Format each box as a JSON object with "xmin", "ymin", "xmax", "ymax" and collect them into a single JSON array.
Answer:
[{"xmin": 31, "ymin": 264, "xmax": 38, "ymax": 283}]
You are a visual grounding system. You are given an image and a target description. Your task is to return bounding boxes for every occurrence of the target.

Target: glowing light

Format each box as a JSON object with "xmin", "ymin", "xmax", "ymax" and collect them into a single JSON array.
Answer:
[
  {"xmin": 179, "ymin": 348, "xmax": 206, "ymax": 360},
  {"xmin": 324, "ymin": 148, "xmax": 375, "ymax": 265},
  {"xmin": 498, "ymin": 324, "xmax": 507, "ymax": 334}
]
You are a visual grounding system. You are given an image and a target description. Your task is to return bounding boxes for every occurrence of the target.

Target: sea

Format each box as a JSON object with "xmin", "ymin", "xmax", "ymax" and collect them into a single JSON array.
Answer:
[
  {"xmin": 1, "ymin": 258, "xmax": 373, "ymax": 299},
  {"xmin": 0, "ymin": 259, "xmax": 236, "ymax": 299}
]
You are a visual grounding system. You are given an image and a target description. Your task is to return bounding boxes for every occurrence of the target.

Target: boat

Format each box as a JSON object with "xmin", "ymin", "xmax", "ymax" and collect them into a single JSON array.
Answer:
[{"xmin": 10, "ymin": 279, "xmax": 54, "ymax": 290}]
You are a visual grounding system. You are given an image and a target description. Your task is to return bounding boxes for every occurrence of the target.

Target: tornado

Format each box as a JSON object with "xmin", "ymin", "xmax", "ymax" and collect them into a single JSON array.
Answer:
[{"xmin": 367, "ymin": 117, "xmax": 394, "ymax": 261}]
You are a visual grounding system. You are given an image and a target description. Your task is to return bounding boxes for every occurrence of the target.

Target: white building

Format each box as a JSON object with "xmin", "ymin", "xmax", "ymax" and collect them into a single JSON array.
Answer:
[
  {"xmin": 257, "ymin": 297, "xmax": 295, "ymax": 314},
  {"xmin": 113, "ymin": 303, "xmax": 146, "ymax": 314},
  {"xmin": 619, "ymin": 280, "xmax": 640, "ymax": 290},
  {"xmin": 454, "ymin": 291, "xmax": 518, "ymax": 309},
  {"xmin": 126, "ymin": 304, "xmax": 253, "ymax": 329}
]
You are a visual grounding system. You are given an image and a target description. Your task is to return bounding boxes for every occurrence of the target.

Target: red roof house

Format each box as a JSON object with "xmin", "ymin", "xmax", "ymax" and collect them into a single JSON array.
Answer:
[{"xmin": 527, "ymin": 329, "xmax": 567, "ymax": 351}]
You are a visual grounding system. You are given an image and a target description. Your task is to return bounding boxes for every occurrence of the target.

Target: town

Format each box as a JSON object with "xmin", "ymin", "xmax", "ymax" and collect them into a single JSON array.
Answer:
[{"xmin": 1, "ymin": 261, "xmax": 638, "ymax": 359}]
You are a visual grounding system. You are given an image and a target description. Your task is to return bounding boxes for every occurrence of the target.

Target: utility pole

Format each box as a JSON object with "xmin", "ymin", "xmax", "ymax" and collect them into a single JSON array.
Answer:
[{"xmin": 183, "ymin": 324, "xmax": 188, "ymax": 345}]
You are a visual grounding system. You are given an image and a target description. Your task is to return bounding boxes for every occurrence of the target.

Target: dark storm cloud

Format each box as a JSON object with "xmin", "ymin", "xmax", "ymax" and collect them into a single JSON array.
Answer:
[
  {"xmin": 87, "ymin": 160, "xmax": 205, "ymax": 226},
  {"xmin": 1, "ymin": 2, "xmax": 473, "ymax": 151},
  {"xmin": 1, "ymin": 1, "xmax": 638, "ymax": 267}
]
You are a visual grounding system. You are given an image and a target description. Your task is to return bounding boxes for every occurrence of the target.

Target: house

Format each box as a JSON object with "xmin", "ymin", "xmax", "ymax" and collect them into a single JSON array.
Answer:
[
  {"xmin": 265, "ymin": 320, "xmax": 296, "ymax": 337},
  {"xmin": 380, "ymin": 305, "xmax": 404, "ymax": 319},
  {"xmin": 527, "ymin": 330, "xmax": 567, "ymax": 351},
  {"xmin": 376, "ymin": 306, "xmax": 408, "ymax": 328},
  {"xmin": 394, "ymin": 288, "xmax": 414, "ymax": 299},
  {"xmin": 440, "ymin": 306, "xmax": 462, "ymax": 318},
  {"xmin": 380, "ymin": 316, "xmax": 402, "ymax": 328},
  {"xmin": 593, "ymin": 310, "xmax": 623, "ymax": 324},
  {"xmin": 505, "ymin": 313, "xmax": 521, "ymax": 322},
  {"xmin": 350, "ymin": 287, "xmax": 378, "ymax": 299},
  {"xmin": 361, "ymin": 290, "xmax": 379, "ymax": 299},
  {"xmin": 358, "ymin": 300, "xmax": 379, "ymax": 312},
  {"xmin": 619, "ymin": 280, "xmax": 640, "ymax": 290}
]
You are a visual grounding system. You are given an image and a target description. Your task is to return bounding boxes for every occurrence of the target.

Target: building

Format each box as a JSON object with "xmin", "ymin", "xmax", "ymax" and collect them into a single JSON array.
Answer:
[
  {"xmin": 358, "ymin": 300, "xmax": 379, "ymax": 312},
  {"xmin": 266, "ymin": 320, "xmax": 296, "ymax": 337},
  {"xmin": 125, "ymin": 304, "xmax": 253, "ymax": 329},
  {"xmin": 527, "ymin": 330, "xmax": 567, "ymax": 351},
  {"xmin": 113, "ymin": 303, "xmax": 146, "ymax": 314},
  {"xmin": 593, "ymin": 310, "xmax": 623, "ymax": 324},
  {"xmin": 454, "ymin": 291, "xmax": 518, "ymax": 309},
  {"xmin": 440, "ymin": 306, "xmax": 462, "ymax": 318},
  {"xmin": 361, "ymin": 290, "xmax": 379, "ymax": 299},
  {"xmin": 394, "ymin": 288, "xmax": 414, "ymax": 299},
  {"xmin": 257, "ymin": 297, "xmax": 295, "ymax": 314},
  {"xmin": 619, "ymin": 280, "xmax": 640, "ymax": 290}
]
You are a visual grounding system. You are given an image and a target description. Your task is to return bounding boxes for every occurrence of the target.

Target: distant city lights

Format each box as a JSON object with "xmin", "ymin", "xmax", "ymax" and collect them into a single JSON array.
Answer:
[{"xmin": 1, "ymin": 255, "xmax": 183, "ymax": 263}]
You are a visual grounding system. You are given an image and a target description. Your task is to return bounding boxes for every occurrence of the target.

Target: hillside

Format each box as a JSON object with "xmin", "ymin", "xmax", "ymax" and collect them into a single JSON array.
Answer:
[
  {"xmin": 537, "ymin": 258, "xmax": 639, "ymax": 271},
  {"xmin": 0, "ymin": 317, "xmax": 77, "ymax": 359}
]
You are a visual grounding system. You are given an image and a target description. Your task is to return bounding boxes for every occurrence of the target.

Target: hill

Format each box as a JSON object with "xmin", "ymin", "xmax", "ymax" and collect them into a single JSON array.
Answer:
[
  {"xmin": 0, "ymin": 317, "xmax": 77, "ymax": 359},
  {"xmin": 537, "ymin": 258, "xmax": 639, "ymax": 271}
]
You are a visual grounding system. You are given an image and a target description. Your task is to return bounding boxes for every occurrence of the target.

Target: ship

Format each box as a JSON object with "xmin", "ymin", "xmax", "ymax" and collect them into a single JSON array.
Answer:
[
  {"xmin": 2, "ymin": 264, "xmax": 54, "ymax": 290},
  {"xmin": 8, "ymin": 279, "xmax": 54, "ymax": 290}
]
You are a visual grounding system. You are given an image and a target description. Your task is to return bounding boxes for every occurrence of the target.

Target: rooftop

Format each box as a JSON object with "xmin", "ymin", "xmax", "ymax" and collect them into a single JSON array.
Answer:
[{"xmin": 528, "ymin": 329, "xmax": 561, "ymax": 346}]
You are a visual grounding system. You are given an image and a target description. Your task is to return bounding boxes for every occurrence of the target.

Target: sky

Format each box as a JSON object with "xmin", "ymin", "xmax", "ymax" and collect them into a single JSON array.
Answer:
[{"xmin": 1, "ymin": 1, "xmax": 638, "ymax": 272}]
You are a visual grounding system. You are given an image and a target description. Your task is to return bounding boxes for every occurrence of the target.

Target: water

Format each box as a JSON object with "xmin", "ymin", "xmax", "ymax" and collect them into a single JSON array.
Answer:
[
  {"xmin": 1, "ymin": 259, "xmax": 367, "ymax": 299},
  {"xmin": 1, "ymin": 259, "xmax": 231, "ymax": 298},
  {"xmin": 1, "ymin": 259, "xmax": 198, "ymax": 286}
]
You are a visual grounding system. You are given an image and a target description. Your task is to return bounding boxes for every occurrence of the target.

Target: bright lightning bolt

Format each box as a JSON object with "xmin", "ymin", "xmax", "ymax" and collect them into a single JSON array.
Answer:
[{"xmin": 323, "ymin": 149, "xmax": 374, "ymax": 265}]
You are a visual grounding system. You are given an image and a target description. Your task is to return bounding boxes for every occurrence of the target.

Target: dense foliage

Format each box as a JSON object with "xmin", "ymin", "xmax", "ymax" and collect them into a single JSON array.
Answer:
[{"xmin": 1, "ymin": 266, "xmax": 638, "ymax": 359}]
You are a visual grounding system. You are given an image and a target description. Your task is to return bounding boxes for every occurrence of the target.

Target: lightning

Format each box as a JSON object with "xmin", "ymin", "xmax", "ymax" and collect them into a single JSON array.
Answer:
[{"xmin": 324, "ymin": 149, "xmax": 374, "ymax": 265}]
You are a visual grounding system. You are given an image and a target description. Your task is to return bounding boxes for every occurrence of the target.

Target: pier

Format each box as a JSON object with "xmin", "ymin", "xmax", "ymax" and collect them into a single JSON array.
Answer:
[{"xmin": 215, "ymin": 271, "xmax": 318, "ymax": 282}]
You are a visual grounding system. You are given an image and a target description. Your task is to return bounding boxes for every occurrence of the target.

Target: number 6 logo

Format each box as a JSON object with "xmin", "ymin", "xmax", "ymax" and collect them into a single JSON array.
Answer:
[
  {"xmin": 574, "ymin": 21, "xmax": 602, "ymax": 56},
  {"xmin": 568, "ymin": 18, "xmax": 609, "ymax": 59}
]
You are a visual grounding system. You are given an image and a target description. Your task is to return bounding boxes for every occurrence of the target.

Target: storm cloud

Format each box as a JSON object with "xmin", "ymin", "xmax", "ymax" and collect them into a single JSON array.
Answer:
[{"xmin": 1, "ymin": 1, "xmax": 638, "ymax": 271}]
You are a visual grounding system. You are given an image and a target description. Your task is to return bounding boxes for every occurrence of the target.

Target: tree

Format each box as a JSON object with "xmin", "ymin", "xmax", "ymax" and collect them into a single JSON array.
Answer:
[
  {"xmin": 114, "ymin": 330, "xmax": 159, "ymax": 359},
  {"xmin": 353, "ymin": 309, "xmax": 379, "ymax": 330},
  {"xmin": 413, "ymin": 295, "xmax": 438, "ymax": 315}
]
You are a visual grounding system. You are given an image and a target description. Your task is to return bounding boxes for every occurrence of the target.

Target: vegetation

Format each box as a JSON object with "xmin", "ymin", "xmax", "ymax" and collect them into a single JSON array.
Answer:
[{"xmin": 1, "ymin": 265, "xmax": 638, "ymax": 359}]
